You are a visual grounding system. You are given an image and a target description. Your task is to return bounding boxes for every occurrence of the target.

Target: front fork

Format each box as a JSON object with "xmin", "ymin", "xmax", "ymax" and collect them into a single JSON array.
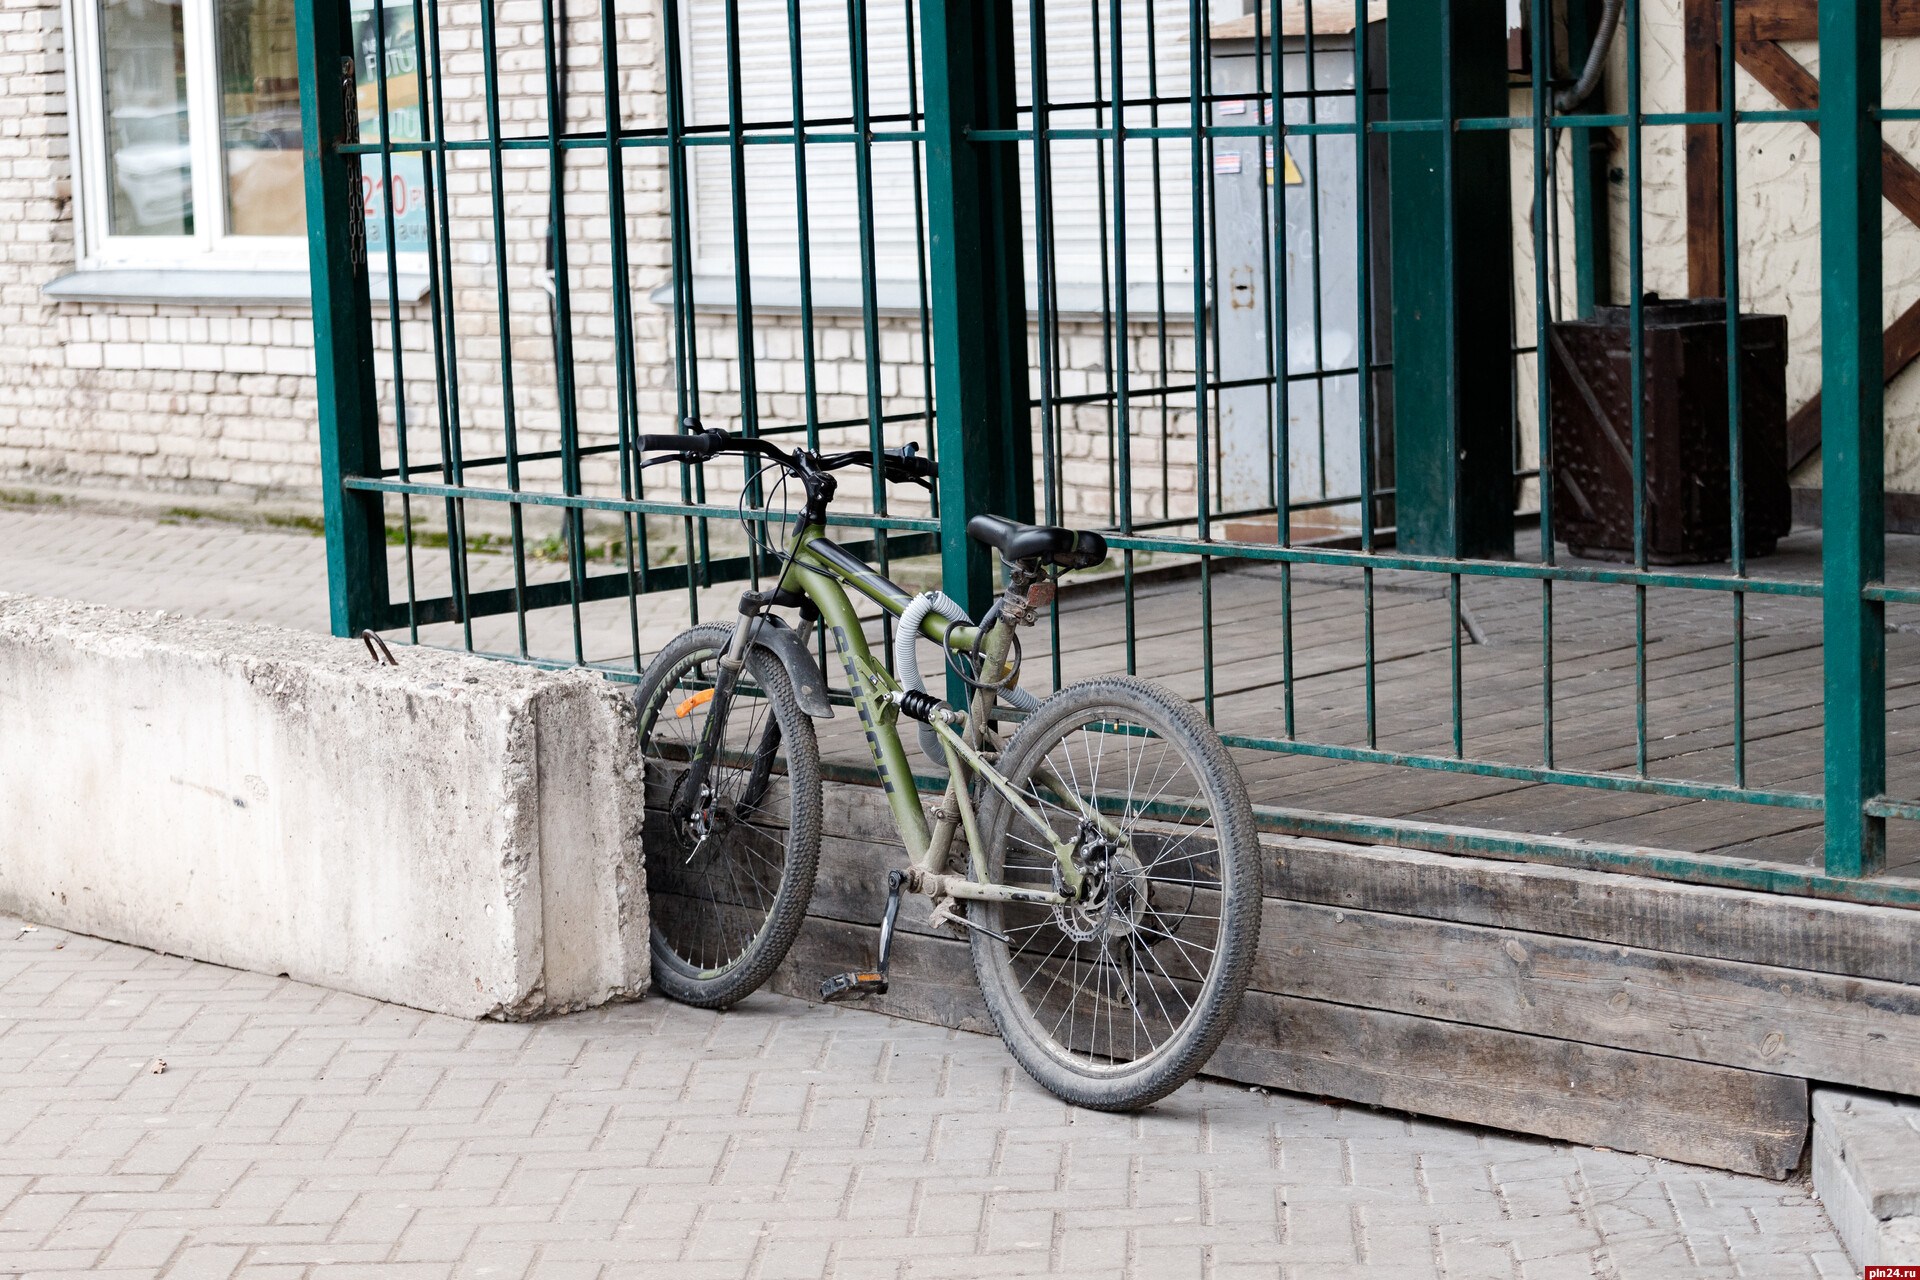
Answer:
[{"xmin": 671, "ymin": 591, "xmax": 783, "ymax": 827}]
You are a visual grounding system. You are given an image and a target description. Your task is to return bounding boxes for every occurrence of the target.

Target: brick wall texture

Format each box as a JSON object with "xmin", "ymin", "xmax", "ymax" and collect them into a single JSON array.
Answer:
[
  {"xmin": 0, "ymin": 0, "xmax": 1213, "ymax": 528},
  {"xmin": 22, "ymin": 0, "xmax": 1894, "ymax": 520}
]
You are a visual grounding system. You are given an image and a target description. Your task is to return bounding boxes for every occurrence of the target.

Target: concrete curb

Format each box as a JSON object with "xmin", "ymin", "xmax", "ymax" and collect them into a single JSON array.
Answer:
[
  {"xmin": 0, "ymin": 593, "xmax": 648, "ymax": 1018},
  {"xmin": 1813, "ymin": 1087, "xmax": 1920, "ymax": 1266}
]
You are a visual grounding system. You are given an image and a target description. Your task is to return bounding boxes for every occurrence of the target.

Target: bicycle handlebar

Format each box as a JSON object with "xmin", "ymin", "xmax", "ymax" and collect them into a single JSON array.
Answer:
[{"xmin": 636, "ymin": 429, "xmax": 937, "ymax": 485}]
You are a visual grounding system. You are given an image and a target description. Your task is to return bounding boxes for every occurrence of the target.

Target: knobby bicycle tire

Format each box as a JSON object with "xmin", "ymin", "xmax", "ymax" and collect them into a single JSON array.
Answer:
[
  {"xmin": 634, "ymin": 623, "xmax": 822, "ymax": 1009},
  {"xmin": 967, "ymin": 676, "xmax": 1261, "ymax": 1110}
]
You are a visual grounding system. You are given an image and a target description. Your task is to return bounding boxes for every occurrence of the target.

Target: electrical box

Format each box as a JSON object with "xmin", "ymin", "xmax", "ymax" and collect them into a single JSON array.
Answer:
[{"xmin": 1207, "ymin": 16, "xmax": 1391, "ymax": 531}]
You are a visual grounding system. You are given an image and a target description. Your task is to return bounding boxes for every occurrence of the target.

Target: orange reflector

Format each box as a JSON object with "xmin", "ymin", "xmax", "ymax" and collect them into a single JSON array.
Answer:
[{"xmin": 674, "ymin": 689, "xmax": 716, "ymax": 718}]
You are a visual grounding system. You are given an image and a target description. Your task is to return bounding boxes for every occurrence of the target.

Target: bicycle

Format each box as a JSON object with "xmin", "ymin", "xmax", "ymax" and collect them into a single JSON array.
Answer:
[{"xmin": 630, "ymin": 427, "xmax": 1260, "ymax": 1110}]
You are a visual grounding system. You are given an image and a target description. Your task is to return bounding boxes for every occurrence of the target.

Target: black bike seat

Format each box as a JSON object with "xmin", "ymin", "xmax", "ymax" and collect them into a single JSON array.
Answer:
[{"xmin": 966, "ymin": 514, "xmax": 1108, "ymax": 571}]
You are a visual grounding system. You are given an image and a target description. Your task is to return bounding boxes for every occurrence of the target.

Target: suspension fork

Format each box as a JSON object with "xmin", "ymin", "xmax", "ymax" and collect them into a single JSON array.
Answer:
[{"xmin": 670, "ymin": 593, "xmax": 766, "ymax": 825}]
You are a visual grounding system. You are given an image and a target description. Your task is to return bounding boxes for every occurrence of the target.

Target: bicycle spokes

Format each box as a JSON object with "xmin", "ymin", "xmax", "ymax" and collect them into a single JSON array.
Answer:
[{"xmin": 995, "ymin": 716, "xmax": 1227, "ymax": 1069}]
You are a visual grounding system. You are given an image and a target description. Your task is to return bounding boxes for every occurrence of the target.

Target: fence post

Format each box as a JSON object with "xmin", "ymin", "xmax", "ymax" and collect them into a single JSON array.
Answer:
[
  {"xmin": 918, "ymin": 0, "xmax": 1033, "ymax": 644},
  {"xmin": 1386, "ymin": 0, "xmax": 1514, "ymax": 559},
  {"xmin": 1820, "ymin": 0, "xmax": 1885, "ymax": 877},
  {"xmin": 298, "ymin": 0, "xmax": 388, "ymax": 637}
]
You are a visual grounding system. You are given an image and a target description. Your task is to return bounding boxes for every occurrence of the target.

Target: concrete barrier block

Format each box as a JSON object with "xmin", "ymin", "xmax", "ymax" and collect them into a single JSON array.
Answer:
[
  {"xmin": 1813, "ymin": 1087, "xmax": 1920, "ymax": 1266},
  {"xmin": 0, "ymin": 593, "xmax": 647, "ymax": 1018}
]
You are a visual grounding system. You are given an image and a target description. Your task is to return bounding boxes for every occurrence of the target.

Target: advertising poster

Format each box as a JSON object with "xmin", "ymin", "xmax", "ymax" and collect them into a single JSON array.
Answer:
[{"xmin": 351, "ymin": 0, "xmax": 426, "ymax": 255}]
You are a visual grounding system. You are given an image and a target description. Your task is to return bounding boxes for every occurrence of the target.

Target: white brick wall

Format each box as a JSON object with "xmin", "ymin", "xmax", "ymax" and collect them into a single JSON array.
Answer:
[
  {"xmin": 4, "ymin": 0, "xmax": 1919, "ymax": 520},
  {"xmin": 0, "ymin": 0, "xmax": 1212, "ymax": 524}
]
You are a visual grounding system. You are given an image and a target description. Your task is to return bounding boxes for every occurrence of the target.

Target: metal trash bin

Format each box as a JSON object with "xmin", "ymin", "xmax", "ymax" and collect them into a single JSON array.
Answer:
[{"xmin": 1546, "ymin": 296, "xmax": 1791, "ymax": 563}]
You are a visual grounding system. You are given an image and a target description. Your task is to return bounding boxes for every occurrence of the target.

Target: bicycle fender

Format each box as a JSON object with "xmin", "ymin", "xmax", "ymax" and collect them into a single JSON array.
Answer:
[{"xmin": 754, "ymin": 616, "xmax": 835, "ymax": 719}]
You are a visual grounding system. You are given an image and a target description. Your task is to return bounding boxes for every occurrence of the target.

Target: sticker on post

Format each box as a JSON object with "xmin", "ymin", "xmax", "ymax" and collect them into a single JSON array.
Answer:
[{"xmin": 1270, "ymin": 144, "xmax": 1304, "ymax": 186}]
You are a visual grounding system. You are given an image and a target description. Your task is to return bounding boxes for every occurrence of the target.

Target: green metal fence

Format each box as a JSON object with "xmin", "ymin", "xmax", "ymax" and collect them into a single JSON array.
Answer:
[{"xmin": 295, "ymin": 0, "xmax": 1917, "ymax": 906}]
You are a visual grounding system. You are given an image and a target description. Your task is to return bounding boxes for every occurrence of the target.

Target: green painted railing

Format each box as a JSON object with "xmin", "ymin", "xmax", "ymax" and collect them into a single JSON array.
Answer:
[{"xmin": 295, "ymin": 0, "xmax": 1912, "ymax": 904}]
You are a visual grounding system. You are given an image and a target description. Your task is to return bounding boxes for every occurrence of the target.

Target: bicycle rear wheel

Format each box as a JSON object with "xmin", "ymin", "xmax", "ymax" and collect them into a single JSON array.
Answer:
[
  {"xmin": 968, "ymin": 676, "xmax": 1260, "ymax": 1110},
  {"xmin": 634, "ymin": 623, "xmax": 821, "ymax": 1008}
]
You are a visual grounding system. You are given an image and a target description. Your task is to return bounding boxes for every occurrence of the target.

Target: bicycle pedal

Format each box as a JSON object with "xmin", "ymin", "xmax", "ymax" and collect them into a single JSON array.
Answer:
[{"xmin": 819, "ymin": 971, "xmax": 889, "ymax": 1001}]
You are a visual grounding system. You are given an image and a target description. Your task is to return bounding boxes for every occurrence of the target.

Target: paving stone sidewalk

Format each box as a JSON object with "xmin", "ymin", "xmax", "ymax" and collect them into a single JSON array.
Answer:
[
  {"xmin": 0, "ymin": 917, "xmax": 1855, "ymax": 1280},
  {"xmin": 0, "ymin": 503, "xmax": 736, "ymax": 662},
  {"xmin": 0, "ymin": 501, "xmax": 1860, "ymax": 1276}
]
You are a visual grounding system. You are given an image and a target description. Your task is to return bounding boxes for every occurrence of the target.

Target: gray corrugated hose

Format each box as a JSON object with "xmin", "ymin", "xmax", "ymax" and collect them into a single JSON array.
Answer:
[{"xmin": 895, "ymin": 591, "xmax": 1040, "ymax": 764}]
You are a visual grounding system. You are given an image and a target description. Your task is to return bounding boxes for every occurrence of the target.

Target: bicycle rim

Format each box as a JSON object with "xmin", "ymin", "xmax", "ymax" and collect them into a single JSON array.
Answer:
[
  {"xmin": 639, "ymin": 640, "xmax": 803, "ymax": 983},
  {"xmin": 974, "ymin": 690, "xmax": 1250, "ymax": 1083}
]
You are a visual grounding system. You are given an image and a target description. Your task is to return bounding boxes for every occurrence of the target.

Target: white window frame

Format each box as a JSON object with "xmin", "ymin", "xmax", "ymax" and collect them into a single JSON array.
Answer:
[{"xmin": 65, "ymin": 0, "xmax": 306, "ymax": 274}]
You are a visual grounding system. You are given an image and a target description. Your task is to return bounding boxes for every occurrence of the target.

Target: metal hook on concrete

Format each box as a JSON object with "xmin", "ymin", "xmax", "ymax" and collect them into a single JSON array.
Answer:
[{"xmin": 360, "ymin": 630, "xmax": 399, "ymax": 667}]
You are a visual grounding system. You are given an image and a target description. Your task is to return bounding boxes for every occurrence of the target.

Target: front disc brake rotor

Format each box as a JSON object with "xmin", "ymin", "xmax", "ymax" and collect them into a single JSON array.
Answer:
[{"xmin": 1051, "ymin": 844, "xmax": 1146, "ymax": 943}]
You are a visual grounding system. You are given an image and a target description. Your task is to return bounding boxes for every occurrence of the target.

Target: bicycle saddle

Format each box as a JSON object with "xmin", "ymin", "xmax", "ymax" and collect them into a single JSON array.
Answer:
[{"xmin": 966, "ymin": 514, "xmax": 1108, "ymax": 571}]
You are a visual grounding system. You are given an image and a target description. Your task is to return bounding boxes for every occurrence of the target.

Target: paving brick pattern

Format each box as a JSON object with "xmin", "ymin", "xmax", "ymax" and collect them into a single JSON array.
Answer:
[
  {"xmin": 0, "ymin": 502, "xmax": 1861, "ymax": 1275},
  {"xmin": 0, "ymin": 506, "xmax": 737, "ymax": 664},
  {"xmin": 1, "ymin": 918, "xmax": 1854, "ymax": 1280}
]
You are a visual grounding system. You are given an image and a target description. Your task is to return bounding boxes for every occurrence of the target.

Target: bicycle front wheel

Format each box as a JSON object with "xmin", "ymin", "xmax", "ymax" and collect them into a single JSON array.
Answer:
[
  {"xmin": 634, "ymin": 623, "xmax": 821, "ymax": 1009},
  {"xmin": 969, "ymin": 676, "xmax": 1261, "ymax": 1110}
]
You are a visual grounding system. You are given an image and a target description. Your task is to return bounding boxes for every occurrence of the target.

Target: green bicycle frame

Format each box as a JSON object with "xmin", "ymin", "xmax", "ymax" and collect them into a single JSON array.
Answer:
[{"xmin": 775, "ymin": 524, "xmax": 1095, "ymax": 904}]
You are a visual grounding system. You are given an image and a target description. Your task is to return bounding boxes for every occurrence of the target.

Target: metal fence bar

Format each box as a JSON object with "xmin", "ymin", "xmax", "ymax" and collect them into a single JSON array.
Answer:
[
  {"xmin": 299, "ymin": 0, "xmax": 1917, "ymax": 907},
  {"xmin": 1820, "ymin": 0, "xmax": 1887, "ymax": 878},
  {"xmin": 1719, "ymin": 0, "xmax": 1745, "ymax": 790},
  {"xmin": 921, "ymin": 0, "xmax": 1033, "ymax": 649},
  {"xmin": 298, "ymin": 0, "xmax": 386, "ymax": 639}
]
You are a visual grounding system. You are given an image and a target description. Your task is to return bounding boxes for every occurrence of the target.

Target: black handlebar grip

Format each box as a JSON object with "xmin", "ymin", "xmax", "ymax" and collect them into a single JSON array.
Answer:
[{"xmin": 639, "ymin": 430, "xmax": 726, "ymax": 459}]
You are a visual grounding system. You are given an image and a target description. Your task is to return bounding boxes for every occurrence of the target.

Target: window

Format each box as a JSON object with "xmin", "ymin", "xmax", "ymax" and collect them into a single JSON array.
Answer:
[
  {"xmin": 71, "ymin": 0, "xmax": 420, "ymax": 274},
  {"xmin": 72, "ymin": 0, "xmax": 306, "ymax": 269}
]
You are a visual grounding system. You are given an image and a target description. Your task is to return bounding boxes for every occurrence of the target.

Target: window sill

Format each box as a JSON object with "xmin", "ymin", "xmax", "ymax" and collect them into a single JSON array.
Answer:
[{"xmin": 43, "ymin": 268, "xmax": 431, "ymax": 307}]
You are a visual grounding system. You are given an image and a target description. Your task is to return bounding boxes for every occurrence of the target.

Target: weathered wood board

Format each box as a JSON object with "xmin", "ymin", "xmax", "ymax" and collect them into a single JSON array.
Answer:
[
  {"xmin": 775, "ymin": 914, "xmax": 1811, "ymax": 1179},
  {"xmin": 1255, "ymin": 897, "xmax": 1920, "ymax": 1094},
  {"xmin": 1211, "ymin": 992, "xmax": 1809, "ymax": 1180},
  {"xmin": 1263, "ymin": 836, "xmax": 1920, "ymax": 983},
  {"xmin": 738, "ymin": 777, "xmax": 1920, "ymax": 1177}
]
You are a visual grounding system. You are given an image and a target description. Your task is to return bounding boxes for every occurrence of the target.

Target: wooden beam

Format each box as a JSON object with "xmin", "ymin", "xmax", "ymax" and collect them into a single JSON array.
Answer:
[
  {"xmin": 1256, "ymin": 898, "xmax": 1920, "ymax": 1094},
  {"xmin": 1787, "ymin": 297, "xmax": 1920, "ymax": 468},
  {"xmin": 1686, "ymin": 0, "xmax": 1725, "ymax": 297},
  {"xmin": 1264, "ymin": 836, "xmax": 1920, "ymax": 984},
  {"xmin": 772, "ymin": 911, "xmax": 1812, "ymax": 1179},
  {"xmin": 1732, "ymin": 40, "xmax": 1920, "ymax": 228},
  {"xmin": 1734, "ymin": 0, "xmax": 1920, "ymax": 42},
  {"xmin": 1213, "ymin": 993, "xmax": 1808, "ymax": 1179}
]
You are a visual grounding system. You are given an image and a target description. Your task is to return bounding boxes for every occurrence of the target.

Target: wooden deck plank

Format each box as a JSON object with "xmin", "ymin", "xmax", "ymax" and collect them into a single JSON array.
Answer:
[
  {"xmin": 1262, "ymin": 835, "xmax": 1920, "ymax": 981},
  {"xmin": 1211, "ymin": 992, "xmax": 1807, "ymax": 1179},
  {"xmin": 1255, "ymin": 898, "xmax": 1920, "ymax": 1093}
]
